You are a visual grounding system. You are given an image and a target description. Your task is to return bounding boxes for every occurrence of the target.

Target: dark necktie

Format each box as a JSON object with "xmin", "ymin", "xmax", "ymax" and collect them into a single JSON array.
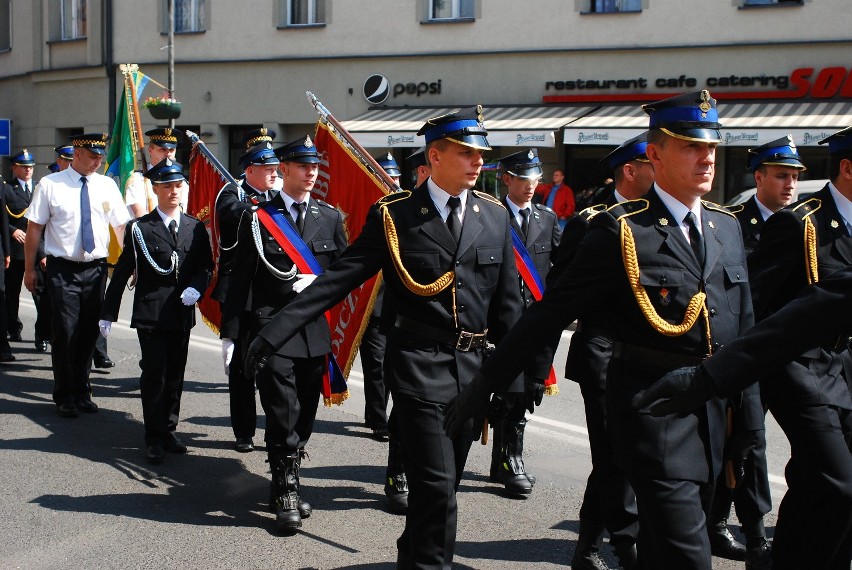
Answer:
[
  {"xmin": 169, "ymin": 219, "xmax": 178, "ymax": 244},
  {"xmin": 24, "ymin": 182, "xmax": 30, "ymax": 198},
  {"xmin": 519, "ymin": 207, "xmax": 531, "ymax": 239},
  {"xmin": 295, "ymin": 202, "xmax": 306, "ymax": 236},
  {"xmin": 684, "ymin": 211, "xmax": 705, "ymax": 267},
  {"xmin": 446, "ymin": 196, "xmax": 462, "ymax": 244},
  {"xmin": 80, "ymin": 176, "xmax": 95, "ymax": 254}
]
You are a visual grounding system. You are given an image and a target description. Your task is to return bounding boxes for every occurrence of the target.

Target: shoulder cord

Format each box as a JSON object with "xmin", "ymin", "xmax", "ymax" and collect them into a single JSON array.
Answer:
[
  {"xmin": 5, "ymin": 205, "xmax": 27, "ymax": 219},
  {"xmin": 619, "ymin": 218, "xmax": 712, "ymax": 354},
  {"xmin": 381, "ymin": 204, "xmax": 453, "ymax": 296},
  {"xmin": 804, "ymin": 217, "xmax": 819, "ymax": 285},
  {"xmin": 250, "ymin": 211, "xmax": 297, "ymax": 281},
  {"xmin": 132, "ymin": 221, "xmax": 178, "ymax": 276},
  {"xmin": 215, "ymin": 185, "xmax": 248, "ymax": 252}
]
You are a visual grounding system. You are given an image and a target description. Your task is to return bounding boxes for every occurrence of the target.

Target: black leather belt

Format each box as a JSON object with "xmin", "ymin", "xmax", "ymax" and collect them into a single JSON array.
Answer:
[
  {"xmin": 393, "ymin": 315, "xmax": 488, "ymax": 352},
  {"xmin": 575, "ymin": 321, "xmax": 612, "ymax": 340},
  {"xmin": 47, "ymin": 255, "xmax": 107, "ymax": 269},
  {"xmin": 612, "ymin": 342, "xmax": 705, "ymax": 370}
]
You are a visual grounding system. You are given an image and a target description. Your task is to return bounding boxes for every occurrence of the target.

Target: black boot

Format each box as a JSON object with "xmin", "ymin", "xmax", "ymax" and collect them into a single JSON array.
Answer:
[
  {"xmin": 269, "ymin": 451, "xmax": 302, "ymax": 532},
  {"xmin": 744, "ymin": 520, "xmax": 772, "ymax": 570},
  {"xmin": 493, "ymin": 418, "xmax": 533, "ymax": 496},
  {"xmin": 489, "ymin": 418, "xmax": 504, "ymax": 482},
  {"xmin": 613, "ymin": 541, "xmax": 637, "ymax": 570},
  {"xmin": 384, "ymin": 435, "xmax": 408, "ymax": 515},
  {"xmin": 268, "ymin": 449, "xmax": 311, "ymax": 519},
  {"xmin": 571, "ymin": 522, "xmax": 609, "ymax": 570},
  {"xmin": 708, "ymin": 518, "xmax": 746, "ymax": 561}
]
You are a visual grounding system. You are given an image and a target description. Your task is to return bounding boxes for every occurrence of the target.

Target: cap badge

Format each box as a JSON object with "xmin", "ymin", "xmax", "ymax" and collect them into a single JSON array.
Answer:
[
  {"xmin": 385, "ymin": 153, "xmax": 393, "ymax": 160},
  {"xmin": 476, "ymin": 104, "xmax": 484, "ymax": 124},
  {"xmin": 165, "ymin": 158, "xmax": 173, "ymax": 166},
  {"xmin": 750, "ymin": 217, "xmax": 758, "ymax": 225},
  {"xmin": 304, "ymin": 136, "xmax": 314, "ymax": 148},
  {"xmin": 699, "ymin": 90, "xmax": 712, "ymax": 117},
  {"xmin": 831, "ymin": 219, "xmax": 840, "ymax": 229},
  {"xmin": 527, "ymin": 150, "xmax": 535, "ymax": 160},
  {"xmin": 260, "ymin": 128, "xmax": 268, "ymax": 136},
  {"xmin": 658, "ymin": 218, "xmax": 669, "ymax": 226},
  {"xmin": 164, "ymin": 128, "xmax": 172, "ymax": 137}
]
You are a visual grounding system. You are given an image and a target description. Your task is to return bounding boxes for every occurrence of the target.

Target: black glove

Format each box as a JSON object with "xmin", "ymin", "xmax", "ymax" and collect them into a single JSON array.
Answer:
[
  {"xmin": 631, "ymin": 365, "xmax": 716, "ymax": 416},
  {"xmin": 524, "ymin": 379, "xmax": 545, "ymax": 414},
  {"xmin": 724, "ymin": 429, "xmax": 759, "ymax": 488},
  {"xmin": 486, "ymin": 393, "xmax": 514, "ymax": 424},
  {"xmin": 244, "ymin": 336, "xmax": 275, "ymax": 380},
  {"xmin": 443, "ymin": 373, "xmax": 492, "ymax": 440}
]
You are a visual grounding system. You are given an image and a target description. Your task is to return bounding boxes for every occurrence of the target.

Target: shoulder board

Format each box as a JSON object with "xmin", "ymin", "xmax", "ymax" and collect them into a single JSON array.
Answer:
[
  {"xmin": 578, "ymin": 203, "xmax": 607, "ymax": 221},
  {"xmin": 605, "ymin": 198, "xmax": 649, "ymax": 221},
  {"xmin": 534, "ymin": 203, "xmax": 555, "ymax": 214},
  {"xmin": 471, "ymin": 190, "xmax": 503, "ymax": 207},
  {"xmin": 791, "ymin": 197, "xmax": 821, "ymax": 220},
  {"xmin": 702, "ymin": 200, "xmax": 736, "ymax": 219},
  {"xmin": 376, "ymin": 190, "xmax": 411, "ymax": 206},
  {"xmin": 182, "ymin": 211, "xmax": 201, "ymax": 222},
  {"xmin": 313, "ymin": 198, "xmax": 337, "ymax": 210},
  {"xmin": 726, "ymin": 204, "xmax": 745, "ymax": 214}
]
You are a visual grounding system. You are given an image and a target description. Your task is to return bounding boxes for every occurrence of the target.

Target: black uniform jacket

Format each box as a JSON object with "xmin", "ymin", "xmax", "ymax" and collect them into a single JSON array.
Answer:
[
  {"xmin": 221, "ymin": 192, "xmax": 347, "ymax": 359},
  {"xmin": 256, "ymin": 183, "xmax": 524, "ymax": 404},
  {"xmin": 212, "ymin": 180, "xmax": 270, "ymax": 303},
  {"xmin": 4, "ymin": 179, "xmax": 43, "ymax": 261},
  {"xmin": 102, "ymin": 211, "xmax": 213, "ymax": 331},
  {"xmin": 747, "ymin": 184, "xmax": 852, "ymax": 408},
  {"xmin": 728, "ymin": 195, "xmax": 765, "ymax": 255},
  {"xmin": 704, "ymin": 265, "xmax": 852, "ymax": 392},
  {"xmin": 479, "ymin": 187, "xmax": 759, "ymax": 482}
]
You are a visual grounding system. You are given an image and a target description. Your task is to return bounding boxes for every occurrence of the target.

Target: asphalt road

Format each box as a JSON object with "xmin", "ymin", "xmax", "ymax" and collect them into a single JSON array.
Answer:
[{"xmin": 0, "ymin": 297, "xmax": 790, "ymax": 569}]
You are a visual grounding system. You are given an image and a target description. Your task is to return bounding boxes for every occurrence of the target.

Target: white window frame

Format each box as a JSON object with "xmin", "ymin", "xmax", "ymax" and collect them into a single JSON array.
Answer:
[
  {"xmin": 429, "ymin": 0, "xmax": 474, "ymax": 20},
  {"xmin": 60, "ymin": 0, "xmax": 86, "ymax": 40}
]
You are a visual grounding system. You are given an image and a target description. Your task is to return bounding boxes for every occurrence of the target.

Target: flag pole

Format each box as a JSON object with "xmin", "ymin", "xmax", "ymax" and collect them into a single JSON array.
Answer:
[
  {"xmin": 306, "ymin": 92, "xmax": 400, "ymax": 194},
  {"xmin": 185, "ymin": 130, "xmax": 241, "ymax": 186}
]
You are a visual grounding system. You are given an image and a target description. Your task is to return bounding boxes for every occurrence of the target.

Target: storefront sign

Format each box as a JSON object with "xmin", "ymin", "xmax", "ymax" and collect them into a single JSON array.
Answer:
[
  {"xmin": 545, "ymin": 66, "xmax": 852, "ymax": 103},
  {"xmin": 363, "ymin": 74, "xmax": 443, "ymax": 105},
  {"xmin": 564, "ymin": 128, "xmax": 838, "ymax": 147}
]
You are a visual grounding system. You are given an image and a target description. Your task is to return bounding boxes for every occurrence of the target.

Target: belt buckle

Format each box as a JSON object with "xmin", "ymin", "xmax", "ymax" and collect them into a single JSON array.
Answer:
[{"xmin": 455, "ymin": 330, "xmax": 475, "ymax": 352}]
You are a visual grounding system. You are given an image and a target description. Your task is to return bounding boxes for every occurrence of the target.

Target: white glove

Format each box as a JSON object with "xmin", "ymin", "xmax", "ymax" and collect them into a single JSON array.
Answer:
[
  {"xmin": 180, "ymin": 287, "xmax": 201, "ymax": 306},
  {"xmin": 98, "ymin": 320, "xmax": 112, "ymax": 338},
  {"xmin": 292, "ymin": 273, "xmax": 317, "ymax": 294},
  {"xmin": 222, "ymin": 338, "xmax": 235, "ymax": 375}
]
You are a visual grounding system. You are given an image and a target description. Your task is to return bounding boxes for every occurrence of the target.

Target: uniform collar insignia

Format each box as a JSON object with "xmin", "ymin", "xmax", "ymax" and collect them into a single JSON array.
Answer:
[
  {"xmin": 472, "ymin": 203, "xmax": 480, "ymax": 213},
  {"xmin": 831, "ymin": 219, "xmax": 840, "ymax": 229},
  {"xmin": 708, "ymin": 220, "xmax": 715, "ymax": 229},
  {"xmin": 750, "ymin": 217, "xmax": 758, "ymax": 225},
  {"xmin": 658, "ymin": 218, "xmax": 669, "ymax": 226}
]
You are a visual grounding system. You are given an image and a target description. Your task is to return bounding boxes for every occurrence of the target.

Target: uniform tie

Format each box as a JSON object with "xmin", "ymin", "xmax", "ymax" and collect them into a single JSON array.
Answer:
[
  {"xmin": 169, "ymin": 219, "xmax": 178, "ymax": 243},
  {"xmin": 24, "ymin": 182, "xmax": 30, "ymax": 198},
  {"xmin": 684, "ymin": 211, "xmax": 705, "ymax": 267},
  {"xmin": 519, "ymin": 207, "xmax": 531, "ymax": 239},
  {"xmin": 80, "ymin": 176, "xmax": 95, "ymax": 254},
  {"xmin": 295, "ymin": 202, "xmax": 306, "ymax": 236},
  {"xmin": 446, "ymin": 196, "xmax": 461, "ymax": 244}
]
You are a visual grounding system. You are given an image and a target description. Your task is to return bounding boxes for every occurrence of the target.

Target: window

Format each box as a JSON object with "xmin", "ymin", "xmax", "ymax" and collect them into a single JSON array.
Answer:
[
  {"xmin": 742, "ymin": 0, "xmax": 802, "ymax": 5},
  {"xmin": 589, "ymin": 0, "xmax": 641, "ymax": 13},
  {"xmin": 430, "ymin": 0, "xmax": 475, "ymax": 20},
  {"xmin": 284, "ymin": 0, "xmax": 326, "ymax": 26},
  {"xmin": 0, "ymin": 0, "xmax": 10, "ymax": 50},
  {"xmin": 174, "ymin": 0, "xmax": 205, "ymax": 33},
  {"xmin": 60, "ymin": 0, "xmax": 86, "ymax": 40}
]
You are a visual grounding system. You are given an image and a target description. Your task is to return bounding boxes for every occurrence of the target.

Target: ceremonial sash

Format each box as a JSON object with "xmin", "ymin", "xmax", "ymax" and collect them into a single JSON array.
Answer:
[
  {"xmin": 255, "ymin": 202, "xmax": 349, "ymax": 406},
  {"xmin": 511, "ymin": 226, "xmax": 559, "ymax": 395}
]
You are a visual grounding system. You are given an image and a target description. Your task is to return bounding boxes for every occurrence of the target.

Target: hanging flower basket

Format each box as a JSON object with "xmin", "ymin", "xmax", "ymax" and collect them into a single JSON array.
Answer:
[{"xmin": 143, "ymin": 93, "xmax": 182, "ymax": 120}]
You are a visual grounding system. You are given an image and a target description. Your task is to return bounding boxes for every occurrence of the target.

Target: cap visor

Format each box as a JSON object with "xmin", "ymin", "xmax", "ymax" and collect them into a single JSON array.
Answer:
[
  {"xmin": 446, "ymin": 135, "xmax": 492, "ymax": 151},
  {"xmin": 659, "ymin": 128, "xmax": 722, "ymax": 143}
]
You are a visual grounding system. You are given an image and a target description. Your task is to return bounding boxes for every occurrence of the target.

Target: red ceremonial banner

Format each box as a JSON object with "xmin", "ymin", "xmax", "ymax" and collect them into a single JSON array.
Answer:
[
  {"xmin": 313, "ymin": 121, "xmax": 388, "ymax": 376},
  {"xmin": 187, "ymin": 145, "xmax": 227, "ymax": 333}
]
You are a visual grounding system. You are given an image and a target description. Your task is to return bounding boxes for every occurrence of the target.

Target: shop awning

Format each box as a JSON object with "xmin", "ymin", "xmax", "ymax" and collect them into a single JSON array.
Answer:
[
  {"xmin": 563, "ymin": 101, "xmax": 852, "ymax": 146},
  {"xmin": 341, "ymin": 105, "xmax": 597, "ymax": 148}
]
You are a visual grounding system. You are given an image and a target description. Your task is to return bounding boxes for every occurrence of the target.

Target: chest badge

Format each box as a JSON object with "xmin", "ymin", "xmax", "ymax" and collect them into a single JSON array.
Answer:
[
  {"xmin": 659, "ymin": 287, "xmax": 671, "ymax": 306},
  {"xmin": 831, "ymin": 219, "xmax": 840, "ymax": 229},
  {"xmin": 102, "ymin": 201, "xmax": 111, "ymax": 213},
  {"xmin": 750, "ymin": 217, "xmax": 758, "ymax": 225},
  {"xmin": 420, "ymin": 207, "xmax": 429, "ymax": 214},
  {"xmin": 708, "ymin": 220, "xmax": 715, "ymax": 229},
  {"xmin": 658, "ymin": 218, "xmax": 669, "ymax": 226},
  {"xmin": 472, "ymin": 204, "xmax": 480, "ymax": 213}
]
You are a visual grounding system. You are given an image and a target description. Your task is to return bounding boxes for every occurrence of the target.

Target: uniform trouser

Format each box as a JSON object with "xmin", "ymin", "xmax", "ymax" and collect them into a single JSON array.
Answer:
[
  {"xmin": 360, "ymin": 318, "xmax": 389, "ymax": 429},
  {"xmin": 709, "ymin": 422, "xmax": 772, "ymax": 537},
  {"xmin": 227, "ymin": 311, "xmax": 257, "ymax": 439},
  {"xmin": 393, "ymin": 393, "xmax": 476, "ymax": 570},
  {"xmin": 137, "ymin": 329, "xmax": 190, "ymax": 444},
  {"xmin": 768, "ymin": 400, "xmax": 852, "ymax": 570},
  {"xmin": 93, "ymin": 335, "xmax": 109, "ymax": 363},
  {"xmin": 629, "ymin": 475, "xmax": 714, "ymax": 570},
  {"xmin": 256, "ymin": 352, "xmax": 325, "ymax": 453},
  {"xmin": 6, "ymin": 258, "xmax": 48, "ymax": 340},
  {"xmin": 45, "ymin": 260, "xmax": 106, "ymax": 405},
  {"xmin": 0, "ymin": 287, "xmax": 10, "ymax": 353},
  {"xmin": 577, "ymin": 381, "xmax": 639, "ymax": 550}
]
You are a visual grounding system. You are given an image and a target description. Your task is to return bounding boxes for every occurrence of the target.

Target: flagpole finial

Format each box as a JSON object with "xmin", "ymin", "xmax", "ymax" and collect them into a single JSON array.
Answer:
[{"xmin": 119, "ymin": 63, "xmax": 139, "ymax": 75}]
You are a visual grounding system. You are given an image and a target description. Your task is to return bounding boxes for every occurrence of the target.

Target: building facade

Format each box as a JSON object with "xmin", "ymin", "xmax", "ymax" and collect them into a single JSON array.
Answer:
[{"xmin": 1, "ymin": 0, "xmax": 850, "ymax": 201}]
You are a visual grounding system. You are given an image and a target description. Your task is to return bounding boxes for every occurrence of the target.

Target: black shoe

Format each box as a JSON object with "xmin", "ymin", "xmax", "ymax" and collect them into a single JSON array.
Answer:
[
  {"xmin": 571, "ymin": 548, "xmax": 610, "ymax": 570},
  {"xmin": 94, "ymin": 357, "xmax": 115, "ymax": 369},
  {"xmin": 34, "ymin": 340, "xmax": 48, "ymax": 352},
  {"xmin": 234, "ymin": 437, "xmax": 255, "ymax": 453},
  {"xmin": 57, "ymin": 403, "xmax": 79, "ymax": 418},
  {"xmin": 384, "ymin": 472, "xmax": 409, "ymax": 515},
  {"xmin": 371, "ymin": 426, "xmax": 389, "ymax": 442},
  {"xmin": 75, "ymin": 399, "xmax": 99, "ymax": 414},
  {"xmin": 8, "ymin": 331, "xmax": 22, "ymax": 342},
  {"xmin": 0, "ymin": 352, "xmax": 15, "ymax": 363},
  {"xmin": 745, "ymin": 538, "xmax": 772, "ymax": 570},
  {"xmin": 146, "ymin": 442, "xmax": 165, "ymax": 465},
  {"xmin": 163, "ymin": 432, "xmax": 188, "ymax": 454},
  {"xmin": 709, "ymin": 520, "xmax": 747, "ymax": 561}
]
